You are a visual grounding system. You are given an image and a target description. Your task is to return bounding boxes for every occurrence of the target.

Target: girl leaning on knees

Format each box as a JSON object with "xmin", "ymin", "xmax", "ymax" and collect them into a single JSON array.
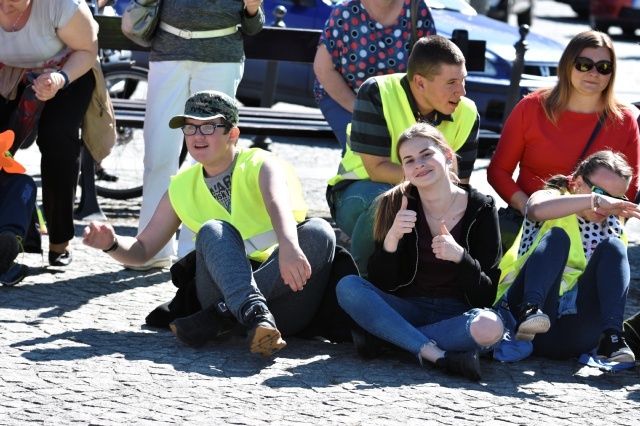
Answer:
[
  {"xmin": 495, "ymin": 150, "xmax": 639, "ymax": 363},
  {"xmin": 336, "ymin": 123, "xmax": 505, "ymax": 381}
]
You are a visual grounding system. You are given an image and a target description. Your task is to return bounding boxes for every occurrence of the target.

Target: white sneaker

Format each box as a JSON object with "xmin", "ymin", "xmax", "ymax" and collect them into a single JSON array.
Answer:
[{"xmin": 123, "ymin": 257, "xmax": 173, "ymax": 271}]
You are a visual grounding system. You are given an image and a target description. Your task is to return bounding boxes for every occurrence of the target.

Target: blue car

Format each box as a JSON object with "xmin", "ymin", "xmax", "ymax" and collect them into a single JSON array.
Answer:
[{"xmin": 237, "ymin": 0, "xmax": 564, "ymax": 134}]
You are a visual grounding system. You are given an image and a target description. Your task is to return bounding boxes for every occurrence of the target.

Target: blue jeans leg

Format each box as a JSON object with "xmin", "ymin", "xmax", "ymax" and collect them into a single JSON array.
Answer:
[
  {"xmin": 194, "ymin": 220, "xmax": 267, "ymax": 322},
  {"xmin": 318, "ymin": 96, "xmax": 351, "ymax": 155},
  {"xmin": 334, "ymin": 180, "xmax": 392, "ymax": 276},
  {"xmin": 532, "ymin": 237, "xmax": 630, "ymax": 359},
  {"xmin": 0, "ymin": 174, "xmax": 37, "ymax": 239},
  {"xmin": 336, "ymin": 275, "xmax": 432, "ymax": 356}
]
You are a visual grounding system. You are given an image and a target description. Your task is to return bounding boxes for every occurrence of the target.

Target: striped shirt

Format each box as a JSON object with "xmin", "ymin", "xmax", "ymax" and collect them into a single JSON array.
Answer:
[{"xmin": 350, "ymin": 76, "xmax": 479, "ymax": 179}]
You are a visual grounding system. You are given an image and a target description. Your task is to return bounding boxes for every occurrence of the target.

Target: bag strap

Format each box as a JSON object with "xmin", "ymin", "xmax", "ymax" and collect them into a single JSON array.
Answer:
[
  {"xmin": 578, "ymin": 112, "xmax": 607, "ymax": 163},
  {"xmin": 409, "ymin": 0, "xmax": 419, "ymax": 53}
]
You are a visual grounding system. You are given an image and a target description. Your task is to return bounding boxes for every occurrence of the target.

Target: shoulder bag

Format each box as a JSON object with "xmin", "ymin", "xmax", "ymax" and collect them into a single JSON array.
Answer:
[{"xmin": 121, "ymin": 0, "xmax": 162, "ymax": 47}]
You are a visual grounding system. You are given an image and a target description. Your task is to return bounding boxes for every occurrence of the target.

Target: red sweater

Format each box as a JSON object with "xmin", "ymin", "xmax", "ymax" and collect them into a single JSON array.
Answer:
[{"xmin": 488, "ymin": 93, "xmax": 640, "ymax": 203}]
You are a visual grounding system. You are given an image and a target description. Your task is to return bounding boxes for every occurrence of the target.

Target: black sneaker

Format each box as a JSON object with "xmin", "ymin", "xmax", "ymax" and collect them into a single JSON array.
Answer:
[
  {"xmin": 435, "ymin": 350, "xmax": 482, "ymax": 381},
  {"xmin": 597, "ymin": 328, "xmax": 635, "ymax": 363},
  {"xmin": 242, "ymin": 303, "xmax": 286, "ymax": 357},
  {"xmin": 351, "ymin": 328, "xmax": 383, "ymax": 359},
  {"xmin": 0, "ymin": 232, "xmax": 20, "ymax": 274},
  {"xmin": 169, "ymin": 304, "xmax": 236, "ymax": 348},
  {"xmin": 95, "ymin": 167, "xmax": 119, "ymax": 182},
  {"xmin": 515, "ymin": 303, "xmax": 550, "ymax": 341},
  {"xmin": 0, "ymin": 262, "xmax": 29, "ymax": 286}
]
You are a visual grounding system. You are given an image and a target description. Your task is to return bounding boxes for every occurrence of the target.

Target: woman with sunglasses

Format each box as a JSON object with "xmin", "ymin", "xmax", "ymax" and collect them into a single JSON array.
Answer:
[
  {"xmin": 495, "ymin": 150, "xmax": 640, "ymax": 362},
  {"xmin": 487, "ymin": 30, "xmax": 640, "ymax": 250}
]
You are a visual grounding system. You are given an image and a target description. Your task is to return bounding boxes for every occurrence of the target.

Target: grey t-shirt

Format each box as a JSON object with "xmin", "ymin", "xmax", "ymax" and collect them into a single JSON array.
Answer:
[
  {"xmin": 0, "ymin": 0, "xmax": 79, "ymax": 68},
  {"xmin": 204, "ymin": 155, "xmax": 238, "ymax": 212},
  {"xmin": 150, "ymin": 0, "xmax": 265, "ymax": 63}
]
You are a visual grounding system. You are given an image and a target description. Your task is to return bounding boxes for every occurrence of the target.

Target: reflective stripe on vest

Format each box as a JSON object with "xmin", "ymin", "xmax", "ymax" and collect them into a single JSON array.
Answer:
[
  {"xmin": 169, "ymin": 147, "xmax": 308, "ymax": 262},
  {"xmin": 328, "ymin": 73, "xmax": 477, "ymax": 187},
  {"xmin": 244, "ymin": 229, "xmax": 278, "ymax": 255}
]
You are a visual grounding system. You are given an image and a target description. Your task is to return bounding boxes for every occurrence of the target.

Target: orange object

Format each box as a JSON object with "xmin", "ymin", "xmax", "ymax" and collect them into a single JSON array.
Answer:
[{"xmin": 0, "ymin": 130, "xmax": 26, "ymax": 174}]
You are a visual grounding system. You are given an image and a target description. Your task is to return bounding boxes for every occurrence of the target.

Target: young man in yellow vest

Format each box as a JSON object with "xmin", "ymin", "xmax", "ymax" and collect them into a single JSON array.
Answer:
[
  {"xmin": 327, "ymin": 35, "xmax": 480, "ymax": 276},
  {"xmin": 83, "ymin": 91, "xmax": 336, "ymax": 357}
]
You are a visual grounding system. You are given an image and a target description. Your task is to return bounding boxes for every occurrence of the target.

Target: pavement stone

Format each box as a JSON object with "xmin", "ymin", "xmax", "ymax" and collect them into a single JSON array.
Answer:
[{"xmin": 1, "ymin": 136, "xmax": 639, "ymax": 425}]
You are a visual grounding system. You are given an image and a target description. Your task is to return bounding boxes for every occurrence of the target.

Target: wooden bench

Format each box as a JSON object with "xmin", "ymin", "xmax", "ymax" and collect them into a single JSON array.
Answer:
[
  {"xmin": 94, "ymin": 15, "xmax": 490, "ymax": 142},
  {"xmin": 76, "ymin": 15, "xmax": 496, "ymax": 219}
]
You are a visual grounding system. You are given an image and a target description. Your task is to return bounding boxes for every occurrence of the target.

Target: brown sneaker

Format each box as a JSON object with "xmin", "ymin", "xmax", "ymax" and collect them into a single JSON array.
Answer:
[{"xmin": 242, "ymin": 303, "xmax": 286, "ymax": 357}]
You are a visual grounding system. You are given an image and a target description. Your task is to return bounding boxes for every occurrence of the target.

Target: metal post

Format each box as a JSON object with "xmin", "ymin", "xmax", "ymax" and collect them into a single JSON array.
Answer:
[
  {"xmin": 503, "ymin": 25, "xmax": 529, "ymax": 124},
  {"xmin": 251, "ymin": 6, "xmax": 287, "ymax": 150},
  {"xmin": 74, "ymin": 145, "xmax": 107, "ymax": 221}
]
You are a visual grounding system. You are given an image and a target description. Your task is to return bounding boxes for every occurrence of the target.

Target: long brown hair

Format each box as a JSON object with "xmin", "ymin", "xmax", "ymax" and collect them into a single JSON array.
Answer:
[
  {"xmin": 538, "ymin": 30, "xmax": 626, "ymax": 124},
  {"xmin": 373, "ymin": 123, "xmax": 458, "ymax": 242},
  {"xmin": 545, "ymin": 150, "xmax": 633, "ymax": 194}
]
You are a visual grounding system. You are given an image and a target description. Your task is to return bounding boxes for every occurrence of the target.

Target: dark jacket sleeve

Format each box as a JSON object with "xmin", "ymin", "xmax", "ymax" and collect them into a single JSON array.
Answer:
[
  {"xmin": 456, "ymin": 204, "xmax": 502, "ymax": 308},
  {"xmin": 367, "ymin": 236, "xmax": 415, "ymax": 292}
]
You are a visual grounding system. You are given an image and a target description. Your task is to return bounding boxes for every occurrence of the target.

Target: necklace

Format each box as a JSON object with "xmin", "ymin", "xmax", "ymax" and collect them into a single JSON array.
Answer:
[
  {"xmin": 12, "ymin": 5, "xmax": 27, "ymax": 32},
  {"xmin": 423, "ymin": 191, "xmax": 459, "ymax": 221}
]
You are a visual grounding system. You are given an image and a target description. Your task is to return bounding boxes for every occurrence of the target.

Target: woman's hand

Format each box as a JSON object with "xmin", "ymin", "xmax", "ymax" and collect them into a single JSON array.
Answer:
[
  {"xmin": 82, "ymin": 221, "xmax": 117, "ymax": 251},
  {"xmin": 243, "ymin": 0, "xmax": 262, "ymax": 16},
  {"xmin": 383, "ymin": 196, "xmax": 416, "ymax": 252},
  {"xmin": 32, "ymin": 71, "xmax": 66, "ymax": 101},
  {"xmin": 431, "ymin": 220, "xmax": 464, "ymax": 263}
]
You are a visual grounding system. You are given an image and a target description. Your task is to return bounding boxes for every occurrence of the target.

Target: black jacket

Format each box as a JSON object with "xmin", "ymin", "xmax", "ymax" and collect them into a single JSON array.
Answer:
[{"xmin": 367, "ymin": 184, "xmax": 501, "ymax": 308}]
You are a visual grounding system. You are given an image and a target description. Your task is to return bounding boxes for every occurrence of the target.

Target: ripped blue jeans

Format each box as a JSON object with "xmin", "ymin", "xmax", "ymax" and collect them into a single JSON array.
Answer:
[{"xmin": 336, "ymin": 275, "xmax": 501, "ymax": 358}]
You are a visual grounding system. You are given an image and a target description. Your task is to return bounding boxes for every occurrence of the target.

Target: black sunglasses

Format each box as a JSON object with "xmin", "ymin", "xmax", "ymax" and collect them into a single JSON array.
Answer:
[
  {"xmin": 583, "ymin": 176, "xmax": 628, "ymax": 201},
  {"xmin": 181, "ymin": 123, "xmax": 231, "ymax": 136},
  {"xmin": 574, "ymin": 57, "xmax": 614, "ymax": 75}
]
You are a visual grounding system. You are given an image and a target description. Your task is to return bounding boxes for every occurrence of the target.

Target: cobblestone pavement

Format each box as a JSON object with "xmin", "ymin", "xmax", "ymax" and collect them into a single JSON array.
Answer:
[{"xmin": 2, "ymin": 136, "xmax": 639, "ymax": 425}]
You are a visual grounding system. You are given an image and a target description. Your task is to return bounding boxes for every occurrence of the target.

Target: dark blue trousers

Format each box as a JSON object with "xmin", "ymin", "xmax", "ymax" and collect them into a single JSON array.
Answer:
[
  {"xmin": 0, "ymin": 173, "xmax": 37, "ymax": 241},
  {"xmin": 507, "ymin": 227, "xmax": 629, "ymax": 359}
]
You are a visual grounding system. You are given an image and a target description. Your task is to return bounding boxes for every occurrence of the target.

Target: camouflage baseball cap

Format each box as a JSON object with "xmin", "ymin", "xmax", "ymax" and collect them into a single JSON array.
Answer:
[{"xmin": 169, "ymin": 91, "xmax": 239, "ymax": 129}]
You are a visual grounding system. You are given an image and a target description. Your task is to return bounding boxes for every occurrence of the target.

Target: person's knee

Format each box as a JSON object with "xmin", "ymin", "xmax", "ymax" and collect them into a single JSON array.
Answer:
[
  {"xmin": 196, "ymin": 220, "xmax": 237, "ymax": 250},
  {"xmin": 469, "ymin": 310, "xmax": 504, "ymax": 347},
  {"xmin": 596, "ymin": 237, "xmax": 626, "ymax": 258},
  {"xmin": 545, "ymin": 227, "xmax": 570, "ymax": 247},
  {"xmin": 335, "ymin": 275, "xmax": 364, "ymax": 308}
]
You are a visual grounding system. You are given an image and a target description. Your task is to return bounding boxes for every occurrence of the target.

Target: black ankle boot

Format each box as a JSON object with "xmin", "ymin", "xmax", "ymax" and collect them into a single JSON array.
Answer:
[
  {"xmin": 624, "ymin": 312, "xmax": 640, "ymax": 359},
  {"xmin": 351, "ymin": 327, "xmax": 383, "ymax": 359},
  {"xmin": 435, "ymin": 350, "xmax": 482, "ymax": 381},
  {"xmin": 169, "ymin": 303, "xmax": 237, "ymax": 348},
  {"xmin": 241, "ymin": 302, "xmax": 286, "ymax": 357}
]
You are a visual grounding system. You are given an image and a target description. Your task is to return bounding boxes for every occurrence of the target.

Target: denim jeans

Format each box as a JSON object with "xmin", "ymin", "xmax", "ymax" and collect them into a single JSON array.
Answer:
[
  {"xmin": 0, "ymin": 174, "xmax": 37, "ymax": 240},
  {"xmin": 336, "ymin": 275, "xmax": 498, "ymax": 358},
  {"xmin": 334, "ymin": 180, "xmax": 392, "ymax": 276},
  {"xmin": 194, "ymin": 218, "xmax": 336, "ymax": 336},
  {"xmin": 507, "ymin": 227, "xmax": 630, "ymax": 359},
  {"xmin": 318, "ymin": 96, "xmax": 351, "ymax": 155}
]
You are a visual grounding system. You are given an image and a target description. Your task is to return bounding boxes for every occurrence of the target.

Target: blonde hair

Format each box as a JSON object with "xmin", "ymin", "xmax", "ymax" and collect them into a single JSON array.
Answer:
[
  {"xmin": 373, "ymin": 123, "xmax": 458, "ymax": 242},
  {"xmin": 538, "ymin": 30, "xmax": 626, "ymax": 125}
]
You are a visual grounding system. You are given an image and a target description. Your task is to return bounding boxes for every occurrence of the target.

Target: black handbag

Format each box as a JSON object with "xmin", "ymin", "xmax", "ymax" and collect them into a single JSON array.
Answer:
[{"xmin": 121, "ymin": 0, "xmax": 162, "ymax": 48}]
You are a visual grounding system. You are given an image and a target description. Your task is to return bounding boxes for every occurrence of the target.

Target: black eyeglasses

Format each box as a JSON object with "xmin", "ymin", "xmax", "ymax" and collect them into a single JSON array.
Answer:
[
  {"xmin": 574, "ymin": 57, "xmax": 614, "ymax": 75},
  {"xmin": 583, "ymin": 176, "xmax": 628, "ymax": 201},
  {"xmin": 181, "ymin": 123, "xmax": 230, "ymax": 136}
]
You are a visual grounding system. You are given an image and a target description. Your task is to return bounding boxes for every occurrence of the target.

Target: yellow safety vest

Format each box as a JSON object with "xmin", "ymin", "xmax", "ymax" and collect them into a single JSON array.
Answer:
[
  {"xmin": 169, "ymin": 148, "xmax": 308, "ymax": 263},
  {"xmin": 495, "ymin": 214, "xmax": 627, "ymax": 305},
  {"xmin": 328, "ymin": 73, "xmax": 477, "ymax": 186}
]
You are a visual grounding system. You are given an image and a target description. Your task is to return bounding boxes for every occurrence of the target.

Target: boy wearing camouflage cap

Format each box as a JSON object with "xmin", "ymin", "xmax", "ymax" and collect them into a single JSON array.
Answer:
[{"xmin": 83, "ymin": 91, "xmax": 336, "ymax": 357}]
